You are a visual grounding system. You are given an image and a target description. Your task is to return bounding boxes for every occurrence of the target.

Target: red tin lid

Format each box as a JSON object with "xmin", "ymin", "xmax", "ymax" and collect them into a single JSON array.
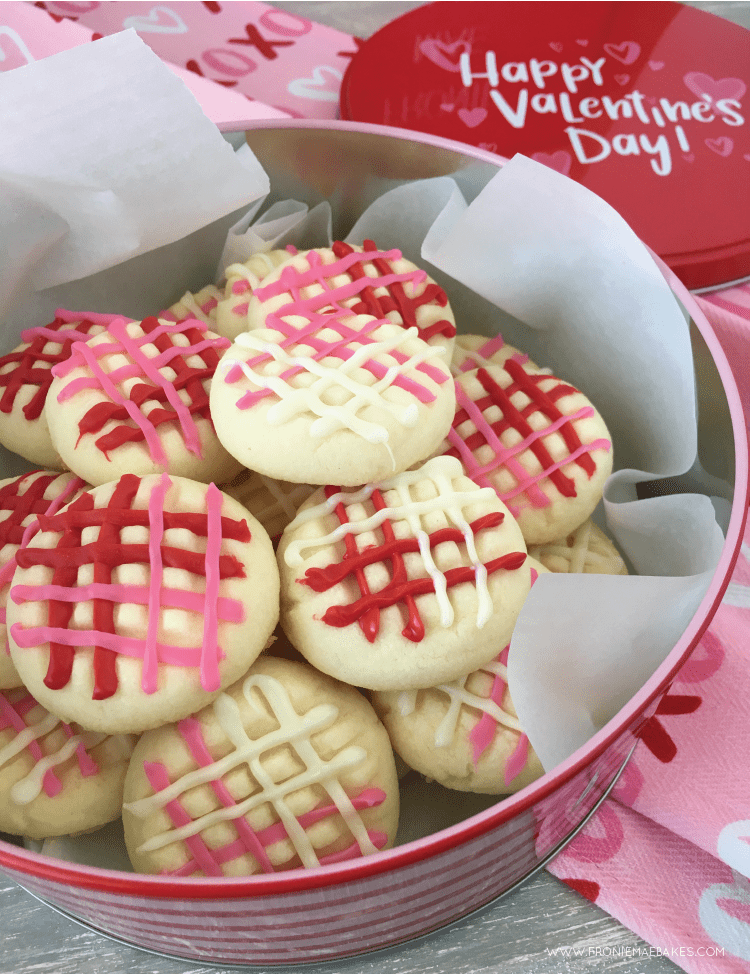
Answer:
[{"xmin": 341, "ymin": 1, "xmax": 749, "ymax": 291}]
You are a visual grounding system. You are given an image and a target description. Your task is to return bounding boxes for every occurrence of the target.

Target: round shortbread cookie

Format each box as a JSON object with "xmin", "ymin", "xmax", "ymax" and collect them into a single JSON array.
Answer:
[
  {"xmin": 371, "ymin": 557, "xmax": 548, "ymax": 795},
  {"xmin": 215, "ymin": 250, "xmax": 294, "ymax": 341},
  {"xmin": 0, "ymin": 310, "xmax": 118, "ymax": 468},
  {"xmin": 220, "ymin": 468, "xmax": 316, "ymax": 541},
  {"xmin": 245, "ymin": 241, "xmax": 456, "ymax": 363},
  {"xmin": 276, "ymin": 455, "xmax": 531, "ymax": 692},
  {"xmin": 450, "ymin": 333, "xmax": 541, "ymax": 377},
  {"xmin": 7, "ymin": 474, "xmax": 280, "ymax": 735},
  {"xmin": 122, "ymin": 655, "xmax": 400, "ymax": 877},
  {"xmin": 211, "ymin": 313, "xmax": 456, "ymax": 487},
  {"xmin": 45, "ymin": 315, "xmax": 243, "ymax": 487},
  {"xmin": 0, "ymin": 686, "xmax": 136, "ymax": 839},
  {"xmin": 0, "ymin": 471, "xmax": 88, "ymax": 690},
  {"xmin": 442, "ymin": 363, "xmax": 613, "ymax": 546},
  {"xmin": 529, "ymin": 518, "xmax": 629, "ymax": 575},
  {"xmin": 160, "ymin": 284, "xmax": 223, "ymax": 327}
]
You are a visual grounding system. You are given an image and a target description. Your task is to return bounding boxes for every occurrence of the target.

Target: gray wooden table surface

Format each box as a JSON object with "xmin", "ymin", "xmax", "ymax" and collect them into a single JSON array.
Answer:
[{"xmin": 1, "ymin": 2, "xmax": 747, "ymax": 973}]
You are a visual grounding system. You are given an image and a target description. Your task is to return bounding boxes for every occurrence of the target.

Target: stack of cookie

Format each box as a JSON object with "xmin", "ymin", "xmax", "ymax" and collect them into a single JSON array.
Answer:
[{"xmin": 0, "ymin": 239, "xmax": 626, "ymax": 876}]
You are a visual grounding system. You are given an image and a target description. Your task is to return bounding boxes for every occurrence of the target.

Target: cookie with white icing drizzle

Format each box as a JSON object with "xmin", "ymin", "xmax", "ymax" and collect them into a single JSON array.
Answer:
[
  {"xmin": 122, "ymin": 655, "xmax": 400, "ymax": 878},
  {"xmin": 210, "ymin": 312, "xmax": 455, "ymax": 487},
  {"xmin": 442, "ymin": 362, "xmax": 613, "ymax": 546},
  {"xmin": 45, "ymin": 315, "xmax": 243, "ymax": 487},
  {"xmin": 371, "ymin": 557, "xmax": 547, "ymax": 795},
  {"xmin": 0, "ymin": 686, "xmax": 135, "ymax": 839},
  {"xmin": 245, "ymin": 241, "xmax": 456, "ymax": 363},
  {"xmin": 276, "ymin": 455, "xmax": 530, "ymax": 692},
  {"xmin": 529, "ymin": 518, "xmax": 628, "ymax": 575},
  {"xmin": 0, "ymin": 471, "xmax": 88, "ymax": 690},
  {"xmin": 215, "ymin": 249, "xmax": 294, "ymax": 341},
  {"xmin": 219, "ymin": 467, "xmax": 316, "ymax": 541},
  {"xmin": 7, "ymin": 474, "xmax": 280, "ymax": 735},
  {"xmin": 160, "ymin": 284, "xmax": 222, "ymax": 328}
]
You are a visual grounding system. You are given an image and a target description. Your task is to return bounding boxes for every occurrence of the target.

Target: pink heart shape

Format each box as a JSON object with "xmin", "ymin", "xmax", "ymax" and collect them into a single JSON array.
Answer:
[
  {"xmin": 603, "ymin": 40, "xmax": 641, "ymax": 65},
  {"xmin": 683, "ymin": 153, "xmax": 695, "ymax": 163},
  {"xmin": 565, "ymin": 805, "xmax": 625, "ymax": 864},
  {"xmin": 288, "ymin": 65, "xmax": 342, "ymax": 102},
  {"xmin": 457, "ymin": 107, "xmax": 488, "ymax": 128},
  {"xmin": 684, "ymin": 72, "xmax": 747, "ymax": 105},
  {"xmin": 648, "ymin": 60, "xmax": 664, "ymax": 71},
  {"xmin": 576, "ymin": 39, "xmax": 589, "ymax": 47},
  {"xmin": 440, "ymin": 102, "xmax": 455, "ymax": 112},
  {"xmin": 418, "ymin": 38, "xmax": 470, "ymax": 73},
  {"xmin": 0, "ymin": 27, "xmax": 35, "ymax": 70},
  {"xmin": 122, "ymin": 5, "xmax": 187, "ymax": 33},
  {"xmin": 705, "ymin": 136, "xmax": 734, "ymax": 157},
  {"xmin": 549, "ymin": 41, "xmax": 563, "ymax": 53},
  {"xmin": 614, "ymin": 74, "xmax": 631, "ymax": 86},
  {"xmin": 531, "ymin": 150, "xmax": 572, "ymax": 176}
]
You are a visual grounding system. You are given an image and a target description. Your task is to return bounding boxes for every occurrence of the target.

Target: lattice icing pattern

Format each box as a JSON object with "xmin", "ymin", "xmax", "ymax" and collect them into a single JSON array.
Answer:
[
  {"xmin": 0, "ymin": 689, "xmax": 134, "ymax": 806},
  {"xmin": 220, "ymin": 468, "xmax": 316, "ymax": 540},
  {"xmin": 248, "ymin": 240, "xmax": 456, "ymax": 349},
  {"xmin": 444, "ymin": 363, "xmax": 612, "ymax": 544},
  {"xmin": 216, "ymin": 248, "xmax": 296, "ymax": 340},
  {"xmin": 283, "ymin": 456, "xmax": 527, "ymax": 643},
  {"xmin": 124, "ymin": 671, "xmax": 390, "ymax": 876},
  {"xmin": 159, "ymin": 284, "xmax": 222, "ymax": 327},
  {"xmin": 529, "ymin": 519, "xmax": 629, "ymax": 575},
  {"xmin": 9, "ymin": 474, "xmax": 250, "ymax": 701},
  {"xmin": 49, "ymin": 315, "xmax": 231, "ymax": 468}
]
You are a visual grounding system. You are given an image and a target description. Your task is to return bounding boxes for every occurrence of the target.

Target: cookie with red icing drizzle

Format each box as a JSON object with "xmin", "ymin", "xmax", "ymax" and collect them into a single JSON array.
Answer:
[
  {"xmin": 371, "ymin": 557, "xmax": 547, "ymax": 795},
  {"xmin": 0, "ymin": 686, "xmax": 135, "ymax": 839},
  {"xmin": 0, "ymin": 471, "xmax": 87, "ymax": 691},
  {"xmin": 442, "ymin": 361, "xmax": 613, "ymax": 545},
  {"xmin": 122, "ymin": 655, "xmax": 399, "ymax": 878},
  {"xmin": 6, "ymin": 474, "xmax": 279, "ymax": 735},
  {"xmin": 245, "ymin": 241, "xmax": 456, "ymax": 363},
  {"xmin": 45, "ymin": 315, "xmax": 243, "ymax": 487},
  {"xmin": 0, "ymin": 310, "xmax": 119, "ymax": 468},
  {"xmin": 277, "ymin": 455, "xmax": 530, "ymax": 692}
]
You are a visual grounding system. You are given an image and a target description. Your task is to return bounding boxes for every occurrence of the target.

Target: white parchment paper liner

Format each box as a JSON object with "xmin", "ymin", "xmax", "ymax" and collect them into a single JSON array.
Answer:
[{"xmin": 0, "ymin": 34, "xmax": 728, "ymax": 781}]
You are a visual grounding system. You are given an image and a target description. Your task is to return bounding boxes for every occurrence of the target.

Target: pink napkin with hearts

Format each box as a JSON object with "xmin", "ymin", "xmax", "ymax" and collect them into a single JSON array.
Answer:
[
  {"xmin": 547, "ymin": 283, "xmax": 750, "ymax": 974},
  {"xmin": 2, "ymin": 5, "xmax": 748, "ymax": 970}
]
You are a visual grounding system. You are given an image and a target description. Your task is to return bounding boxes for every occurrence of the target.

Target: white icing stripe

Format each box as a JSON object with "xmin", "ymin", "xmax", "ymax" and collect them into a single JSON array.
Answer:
[
  {"xmin": 127, "ymin": 673, "xmax": 380, "ymax": 865},
  {"xmin": 530, "ymin": 520, "xmax": 627, "ymax": 575},
  {"xmin": 227, "ymin": 325, "xmax": 442, "ymax": 447},
  {"xmin": 284, "ymin": 456, "xmax": 501, "ymax": 631}
]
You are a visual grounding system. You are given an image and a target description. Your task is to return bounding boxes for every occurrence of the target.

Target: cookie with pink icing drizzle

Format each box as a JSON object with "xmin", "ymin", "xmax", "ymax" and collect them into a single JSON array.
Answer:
[
  {"xmin": 7, "ymin": 474, "xmax": 279, "ymax": 735},
  {"xmin": 371, "ymin": 558, "xmax": 547, "ymax": 795},
  {"xmin": 160, "ymin": 284, "xmax": 222, "ymax": 328},
  {"xmin": 245, "ymin": 241, "xmax": 456, "ymax": 363},
  {"xmin": 442, "ymin": 362, "xmax": 613, "ymax": 545},
  {"xmin": 211, "ymin": 312, "xmax": 455, "ymax": 487},
  {"xmin": 45, "ymin": 315, "xmax": 243, "ymax": 487},
  {"xmin": 449, "ymin": 333, "xmax": 542, "ymax": 377},
  {"xmin": 0, "ymin": 471, "xmax": 87, "ymax": 690},
  {"xmin": 122, "ymin": 655, "xmax": 399, "ymax": 878},
  {"xmin": 0, "ymin": 686, "xmax": 135, "ymax": 839},
  {"xmin": 0, "ymin": 309, "xmax": 119, "ymax": 468}
]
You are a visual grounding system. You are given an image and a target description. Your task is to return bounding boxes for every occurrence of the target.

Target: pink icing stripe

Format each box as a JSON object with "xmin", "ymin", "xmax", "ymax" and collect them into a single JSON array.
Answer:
[
  {"xmin": 105, "ymin": 320, "xmax": 204, "ymax": 459},
  {"xmin": 457, "ymin": 334, "xmax": 506, "ymax": 373},
  {"xmin": 0, "ymin": 693, "xmax": 61, "ymax": 797},
  {"xmin": 55, "ymin": 309, "xmax": 128, "ymax": 327},
  {"xmin": 143, "ymin": 474, "xmax": 170, "ymax": 694},
  {"xmin": 499, "ymin": 439, "xmax": 612, "ymax": 511},
  {"xmin": 9, "ymin": 623, "xmax": 220, "ymax": 669},
  {"xmin": 504, "ymin": 735, "xmax": 530, "ymax": 786},
  {"xmin": 469, "ymin": 645, "xmax": 509, "ymax": 766},
  {"xmin": 61, "ymin": 721, "xmax": 99, "ymax": 779},
  {"xmin": 200, "ymin": 484, "xmax": 223, "ymax": 692},
  {"xmin": 253, "ymin": 246, "xmax": 405, "ymax": 301},
  {"xmin": 0, "ymin": 475, "xmax": 84, "ymax": 594},
  {"xmin": 10, "ymin": 582, "xmax": 243, "ymax": 621},
  {"xmin": 55, "ymin": 329, "xmax": 168, "ymax": 465},
  {"xmin": 231, "ymin": 302, "xmax": 250, "ymax": 317},
  {"xmin": 144, "ymin": 761, "xmax": 223, "ymax": 877},
  {"xmin": 178, "ymin": 715, "xmax": 275, "ymax": 873},
  {"xmin": 231, "ymin": 280, "xmax": 251, "ymax": 295}
]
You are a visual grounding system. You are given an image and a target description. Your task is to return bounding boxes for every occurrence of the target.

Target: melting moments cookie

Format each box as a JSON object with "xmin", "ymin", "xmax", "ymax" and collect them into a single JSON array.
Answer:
[
  {"xmin": 122, "ymin": 655, "xmax": 400, "ymax": 877},
  {"xmin": 0, "ymin": 687, "xmax": 135, "ymax": 839},
  {"xmin": 7, "ymin": 474, "xmax": 279, "ymax": 735},
  {"xmin": 276, "ymin": 455, "xmax": 530, "ymax": 691},
  {"xmin": 45, "ymin": 315, "xmax": 242, "ymax": 487},
  {"xmin": 215, "ymin": 249, "xmax": 294, "ymax": 341},
  {"xmin": 443, "ymin": 362, "xmax": 613, "ymax": 545},
  {"xmin": 529, "ymin": 519, "xmax": 629, "ymax": 575},
  {"xmin": 245, "ymin": 240, "xmax": 456, "ymax": 362},
  {"xmin": 211, "ymin": 313, "xmax": 455, "ymax": 487}
]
